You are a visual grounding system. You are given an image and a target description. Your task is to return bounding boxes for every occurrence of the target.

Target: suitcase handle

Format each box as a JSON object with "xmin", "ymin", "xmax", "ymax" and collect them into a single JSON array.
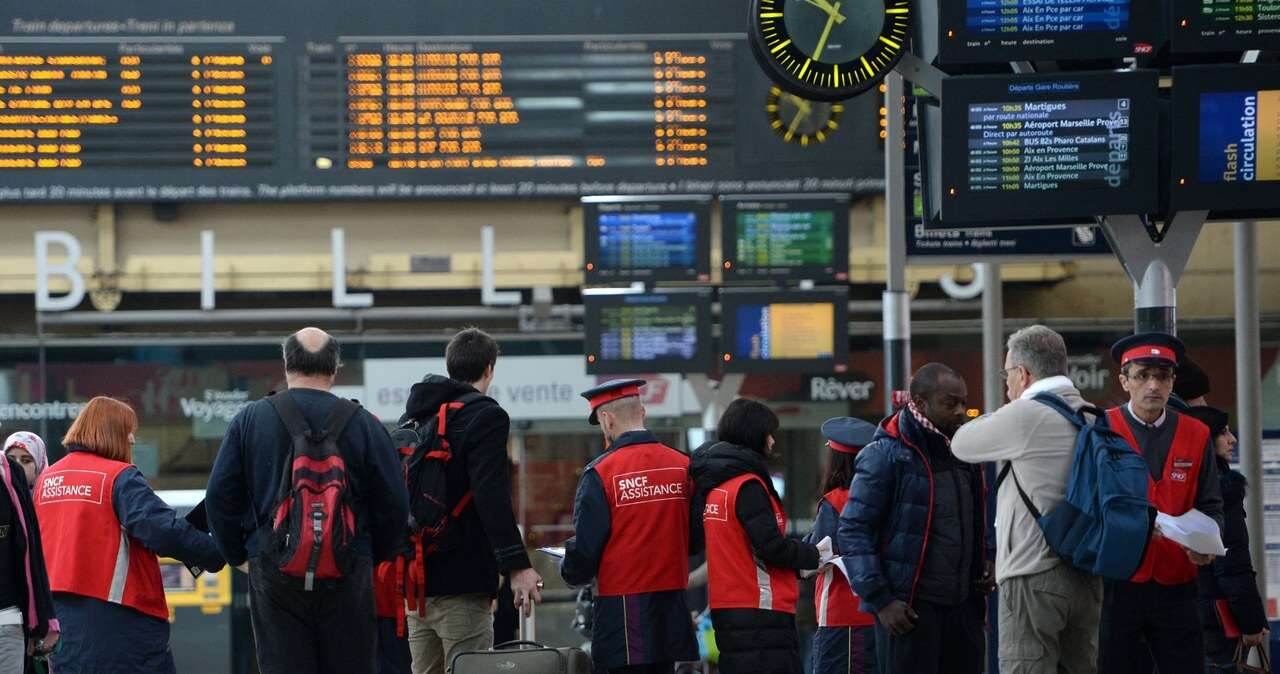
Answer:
[{"xmin": 494, "ymin": 640, "xmax": 546, "ymax": 651}]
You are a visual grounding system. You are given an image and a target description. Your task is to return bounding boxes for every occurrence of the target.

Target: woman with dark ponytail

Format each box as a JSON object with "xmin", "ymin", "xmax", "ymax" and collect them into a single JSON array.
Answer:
[{"xmin": 806, "ymin": 417, "xmax": 878, "ymax": 674}]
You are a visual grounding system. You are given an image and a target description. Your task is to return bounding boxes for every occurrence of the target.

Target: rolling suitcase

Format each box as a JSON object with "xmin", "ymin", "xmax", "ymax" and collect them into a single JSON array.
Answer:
[
  {"xmin": 450, "ymin": 604, "xmax": 590, "ymax": 674},
  {"xmin": 449, "ymin": 640, "xmax": 592, "ymax": 674}
]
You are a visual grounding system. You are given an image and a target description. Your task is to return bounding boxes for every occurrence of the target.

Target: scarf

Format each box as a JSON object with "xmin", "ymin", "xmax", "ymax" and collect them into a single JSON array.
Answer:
[
  {"xmin": 4, "ymin": 431, "xmax": 49, "ymax": 482},
  {"xmin": 906, "ymin": 400, "xmax": 952, "ymax": 448}
]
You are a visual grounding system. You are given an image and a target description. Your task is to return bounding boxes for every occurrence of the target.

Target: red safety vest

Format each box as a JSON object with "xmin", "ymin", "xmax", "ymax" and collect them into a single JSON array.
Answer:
[
  {"xmin": 815, "ymin": 489, "xmax": 875, "ymax": 628},
  {"xmin": 704, "ymin": 473, "xmax": 798, "ymax": 613},
  {"xmin": 1107, "ymin": 407, "xmax": 1209, "ymax": 586},
  {"xmin": 593, "ymin": 441, "xmax": 691, "ymax": 597},
  {"xmin": 34, "ymin": 451, "xmax": 168, "ymax": 620}
]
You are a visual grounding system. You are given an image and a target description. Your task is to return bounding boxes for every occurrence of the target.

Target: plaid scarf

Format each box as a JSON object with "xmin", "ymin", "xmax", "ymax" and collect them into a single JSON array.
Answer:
[{"xmin": 906, "ymin": 400, "xmax": 951, "ymax": 448}]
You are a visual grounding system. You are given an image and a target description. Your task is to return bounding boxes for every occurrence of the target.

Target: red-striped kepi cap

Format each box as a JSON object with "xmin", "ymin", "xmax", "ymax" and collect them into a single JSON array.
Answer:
[
  {"xmin": 821, "ymin": 416, "xmax": 877, "ymax": 454},
  {"xmin": 580, "ymin": 378, "xmax": 646, "ymax": 425},
  {"xmin": 1110, "ymin": 332, "xmax": 1186, "ymax": 369}
]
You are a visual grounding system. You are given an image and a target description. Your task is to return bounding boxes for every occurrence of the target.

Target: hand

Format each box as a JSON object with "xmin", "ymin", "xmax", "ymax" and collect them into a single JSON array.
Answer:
[
  {"xmin": 509, "ymin": 567, "xmax": 543, "ymax": 618},
  {"xmin": 815, "ymin": 536, "xmax": 835, "ymax": 566},
  {"xmin": 1242, "ymin": 628, "xmax": 1270, "ymax": 647},
  {"xmin": 1150, "ymin": 523, "xmax": 1164, "ymax": 540},
  {"xmin": 812, "ymin": 1, "xmax": 843, "ymax": 60},
  {"xmin": 800, "ymin": 0, "xmax": 846, "ymax": 22},
  {"xmin": 27, "ymin": 630, "xmax": 58, "ymax": 657},
  {"xmin": 1185, "ymin": 549, "xmax": 1214, "ymax": 566},
  {"xmin": 877, "ymin": 600, "xmax": 918, "ymax": 637},
  {"xmin": 973, "ymin": 560, "xmax": 996, "ymax": 595}
]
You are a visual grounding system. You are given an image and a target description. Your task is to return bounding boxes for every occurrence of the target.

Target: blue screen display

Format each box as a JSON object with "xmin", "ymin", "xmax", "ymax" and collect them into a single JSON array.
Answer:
[
  {"xmin": 597, "ymin": 211, "xmax": 698, "ymax": 271},
  {"xmin": 965, "ymin": 0, "xmax": 1130, "ymax": 35}
]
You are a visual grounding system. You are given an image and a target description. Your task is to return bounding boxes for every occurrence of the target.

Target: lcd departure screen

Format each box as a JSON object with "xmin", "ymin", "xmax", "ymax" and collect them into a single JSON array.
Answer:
[
  {"xmin": 721, "ymin": 194, "xmax": 849, "ymax": 281},
  {"xmin": 931, "ymin": 70, "xmax": 1159, "ymax": 225},
  {"xmin": 1171, "ymin": 65, "xmax": 1280, "ymax": 218},
  {"xmin": 583, "ymin": 196, "xmax": 711, "ymax": 283},
  {"xmin": 932, "ymin": 0, "xmax": 1158, "ymax": 63},
  {"xmin": 584, "ymin": 291, "xmax": 712, "ymax": 374},
  {"xmin": 1170, "ymin": 0, "xmax": 1280, "ymax": 52},
  {"xmin": 719, "ymin": 288, "xmax": 849, "ymax": 374}
]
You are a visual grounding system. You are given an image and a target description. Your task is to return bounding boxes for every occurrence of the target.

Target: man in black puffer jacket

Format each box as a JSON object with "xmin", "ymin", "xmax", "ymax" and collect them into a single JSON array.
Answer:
[{"xmin": 398, "ymin": 329, "xmax": 543, "ymax": 674}]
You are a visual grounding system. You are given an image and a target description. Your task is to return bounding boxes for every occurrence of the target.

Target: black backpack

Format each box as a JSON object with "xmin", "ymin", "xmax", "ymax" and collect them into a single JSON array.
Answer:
[
  {"xmin": 263, "ymin": 392, "xmax": 362, "ymax": 590},
  {"xmin": 386, "ymin": 392, "xmax": 483, "ymax": 627}
]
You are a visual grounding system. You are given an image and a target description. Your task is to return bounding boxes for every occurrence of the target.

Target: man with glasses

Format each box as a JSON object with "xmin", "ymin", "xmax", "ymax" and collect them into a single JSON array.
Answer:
[
  {"xmin": 1097, "ymin": 332, "xmax": 1223, "ymax": 674},
  {"xmin": 952, "ymin": 325, "xmax": 1100, "ymax": 674}
]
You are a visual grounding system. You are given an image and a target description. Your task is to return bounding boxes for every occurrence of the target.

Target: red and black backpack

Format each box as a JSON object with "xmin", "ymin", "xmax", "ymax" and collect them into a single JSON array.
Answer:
[{"xmin": 264, "ymin": 392, "xmax": 361, "ymax": 590}]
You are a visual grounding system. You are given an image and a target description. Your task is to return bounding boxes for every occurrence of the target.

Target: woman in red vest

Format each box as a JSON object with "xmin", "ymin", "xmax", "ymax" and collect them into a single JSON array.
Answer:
[
  {"xmin": 805, "ymin": 417, "xmax": 878, "ymax": 674},
  {"xmin": 34, "ymin": 396, "xmax": 226, "ymax": 674},
  {"xmin": 690, "ymin": 399, "xmax": 824, "ymax": 674}
]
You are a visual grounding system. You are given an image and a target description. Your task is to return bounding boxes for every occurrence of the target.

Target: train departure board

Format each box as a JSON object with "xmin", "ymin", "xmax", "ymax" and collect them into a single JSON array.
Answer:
[
  {"xmin": 0, "ymin": 1, "xmax": 885, "ymax": 202},
  {"xmin": 584, "ymin": 291, "xmax": 712, "ymax": 374},
  {"xmin": 720, "ymin": 287, "xmax": 849, "ymax": 374},
  {"xmin": 925, "ymin": 70, "xmax": 1159, "ymax": 226},
  {"xmin": 923, "ymin": 0, "xmax": 1159, "ymax": 63},
  {"xmin": 1171, "ymin": 0, "xmax": 1280, "ymax": 52},
  {"xmin": 1171, "ymin": 65, "xmax": 1280, "ymax": 219},
  {"xmin": 583, "ymin": 196, "xmax": 711, "ymax": 283},
  {"xmin": 721, "ymin": 194, "xmax": 849, "ymax": 282}
]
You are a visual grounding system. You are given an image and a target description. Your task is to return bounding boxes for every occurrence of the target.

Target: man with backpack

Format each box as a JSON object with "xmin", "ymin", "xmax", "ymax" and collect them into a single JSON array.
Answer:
[
  {"xmin": 396, "ymin": 328, "xmax": 542, "ymax": 674},
  {"xmin": 837, "ymin": 363, "xmax": 992, "ymax": 674},
  {"xmin": 1096, "ymin": 332, "xmax": 1223, "ymax": 674},
  {"xmin": 206, "ymin": 327, "xmax": 409, "ymax": 674},
  {"xmin": 952, "ymin": 325, "xmax": 1102, "ymax": 674}
]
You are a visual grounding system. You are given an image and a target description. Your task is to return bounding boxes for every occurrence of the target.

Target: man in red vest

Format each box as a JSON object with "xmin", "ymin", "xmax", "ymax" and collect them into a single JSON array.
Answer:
[
  {"xmin": 560, "ymin": 379, "xmax": 698, "ymax": 674},
  {"xmin": 1098, "ymin": 332, "xmax": 1224, "ymax": 674}
]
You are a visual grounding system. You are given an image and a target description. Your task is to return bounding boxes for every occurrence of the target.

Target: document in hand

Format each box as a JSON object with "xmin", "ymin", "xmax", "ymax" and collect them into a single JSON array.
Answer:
[
  {"xmin": 1155, "ymin": 508, "xmax": 1227, "ymax": 556},
  {"xmin": 537, "ymin": 546, "xmax": 566, "ymax": 559}
]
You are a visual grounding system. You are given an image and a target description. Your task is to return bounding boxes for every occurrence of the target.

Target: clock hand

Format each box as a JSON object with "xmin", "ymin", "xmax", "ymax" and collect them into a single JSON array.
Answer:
[
  {"xmin": 787, "ymin": 106, "xmax": 810, "ymax": 137},
  {"xmin": 813, "ymin": 1, "xmax": 842, "ymax": 61},
  {"xmin": 800, "ymin": 0, "xmax": 847, "ymax": 23}
]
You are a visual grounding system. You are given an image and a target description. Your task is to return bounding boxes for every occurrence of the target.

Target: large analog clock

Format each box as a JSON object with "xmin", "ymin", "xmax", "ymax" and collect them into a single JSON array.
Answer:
[{"xmin": 749, "ymin": 0, "xmax": 910, "ymax": 101}]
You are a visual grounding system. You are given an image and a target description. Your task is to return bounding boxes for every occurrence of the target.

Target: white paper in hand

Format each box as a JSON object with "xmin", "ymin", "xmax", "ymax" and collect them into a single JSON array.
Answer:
[
  {"xmin": 1154, "ymin": 508, "xmax": 1227, "ymax": 556},
  {"xmin": 537, "ymin": 546, "xmax": 565, "ymax": 559}
]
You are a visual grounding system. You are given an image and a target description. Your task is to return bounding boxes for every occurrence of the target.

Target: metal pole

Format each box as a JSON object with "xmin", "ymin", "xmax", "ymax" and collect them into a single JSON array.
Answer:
[
  {"xmin": 883, "ymin": 70, "xmax": 911, "ymax": 414},
  {"xmin": 1234, "ymin": 220, "xmax": 1267, "ymax": 599},
  {"xmin": 980, "ymin": 263, "xmax": 1004, "ymax": 413},
  {"xmin": 1134, "ymin": 259, "xmax": 1177, "ymax": 335}
]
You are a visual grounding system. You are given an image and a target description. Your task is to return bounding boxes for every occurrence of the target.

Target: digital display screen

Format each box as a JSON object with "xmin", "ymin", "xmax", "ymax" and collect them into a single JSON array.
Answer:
[
  {"xmin": 966, "ymin": 97, "xmax": 1133, "ymax": 193},
  {"xmin": 720, "ymin": 288, "xmax": 849, "ymax": 373},
  {"xmin": 584, "ymin": 291, "xmax": 711, "ymax": 374},
  {"xmin": 583, "ymin": 196, "xmax": 710, "ymax": 283},
  {"xmin": 1197, "ymin": 91, "xmax": 1280, "ymax": 184},
  {"xmin": 0, "ymin": 1, "xmax": 887, "ymax": 202},
  {"xmin": 1170, "ymin": 0, "xmax": 1280, "ymax": 52},
  {"xmin": 1171, "ymin": 65, "xmax": 1280, "ymax": 219},
  {"xmin": 929, "ymin": 70, "xmax": 1159, "ymax": 226},
  {"xmin": 929, "ymin": 0, "xmax": 1157, "ymax": 63},
  {"xmin": 721, "ymin": 194, "xmax": 849, "ymax": 281}
]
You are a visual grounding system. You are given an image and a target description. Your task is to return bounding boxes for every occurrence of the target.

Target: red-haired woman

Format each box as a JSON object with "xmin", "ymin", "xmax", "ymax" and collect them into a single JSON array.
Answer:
[{"xmin": 34, "ymin": 396, "xmax": 226, "ymax": 673}]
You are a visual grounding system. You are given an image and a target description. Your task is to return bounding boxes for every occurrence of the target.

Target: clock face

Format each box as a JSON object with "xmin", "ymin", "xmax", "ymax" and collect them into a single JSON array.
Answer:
[
  {"xmin": 749, "ymin": 0, "xmax": 910, "ymax": 101},
  {"xmin": 766, "ymin": 87, "xmax": 843, "ymax": 145}
]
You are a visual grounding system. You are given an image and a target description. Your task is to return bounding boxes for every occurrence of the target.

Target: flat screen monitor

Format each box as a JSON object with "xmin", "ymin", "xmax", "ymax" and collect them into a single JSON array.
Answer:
[
  {"xmin": 719, "ymin": 287, "xmax": 849, "ymax": 374},
  {"xmin": 583, "ymin": 196, "xmax": 711, "ymax": 283},
  {"xmin": 1170, "ymin": 65, "xmax": 1280, "ymax": 219},
  {"xmin": 929, "ymin": 0, "xmax": 1159, "ymax": 63},
  {"xmin": 720, "ymin": 194, "xmax": 850, "ymax": 282},
  {"xmin": 584, "ymin": 291, "xmax": 712, "ymax": 374},
  {"xmin": 927, "ymin": 70, "xmax": 1159, "ymax": 226},
  {"xmin": 1169, "ymin": 0, "xmax": 1280, "ymax": 52}
]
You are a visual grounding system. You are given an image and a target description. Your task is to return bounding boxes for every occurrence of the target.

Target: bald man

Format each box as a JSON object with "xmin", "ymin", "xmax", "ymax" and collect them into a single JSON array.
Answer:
[{"xmin": 206, "ymin": 327, "xmax": 409, "ymax": 674}]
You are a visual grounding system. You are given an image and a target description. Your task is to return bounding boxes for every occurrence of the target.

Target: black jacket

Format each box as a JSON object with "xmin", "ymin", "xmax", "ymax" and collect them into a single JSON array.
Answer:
[
  {"xmin": 1198, "ymin": 457, "xmax": 1268, "ymax": 637},
  {"xmin": 206, "ymin": 388, "xmax": 409, "ymax": 566},
  {"xmin": 401, "ymin": 375, "xmax": 531, "ymax": 598},
  {"xmin": 0, "ymin": 457, "xmax": 56, "ymax": 649},
  {"xmin": 690, "ymin": 442, "xmax": 817, "ymax": 674}
]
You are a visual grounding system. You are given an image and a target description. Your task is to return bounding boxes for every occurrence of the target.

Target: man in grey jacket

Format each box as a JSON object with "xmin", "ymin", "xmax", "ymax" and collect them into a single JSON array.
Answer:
[{"xmin": 952, "ymin": 325, "xmax": 1100, "ymax": 674}]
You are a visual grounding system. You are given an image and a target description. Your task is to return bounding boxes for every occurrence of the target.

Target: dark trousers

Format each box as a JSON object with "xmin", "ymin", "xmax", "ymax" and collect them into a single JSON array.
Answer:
[
  {"xmin": 249, "ymin": 555, "xmax": 377, "ymax": 674},
  {"xmin": 377, "ymin": 616, "xmax": 412, "ymax": 674},
  {"xmin": 609, "ymin": 663, "xmax": 673, "ymax": 674},
  {"xmin": 1099, "ymin": 579, "xmax": 1204, "ymax": 674},
  {"xmin": 873, "ymin": 597, "xmax": 984, "ymax": 674}
]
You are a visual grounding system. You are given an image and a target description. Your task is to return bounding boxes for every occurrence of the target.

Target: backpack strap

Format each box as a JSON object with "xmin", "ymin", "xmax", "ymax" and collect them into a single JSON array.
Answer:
[
  {"xmin": 996, "ymin": 461, "xmax": 1043, "ymax": 521},
  {"xmin": 267, "ymin": 390, "xmax": 314, "ymax": 444},
  {"xmin": 1031, "ymin": 392, "xmax": 1084, "ymax": 428},
  {"xmin": 321, "ymin": 398, "xmax": 362, "ymax": 443}
]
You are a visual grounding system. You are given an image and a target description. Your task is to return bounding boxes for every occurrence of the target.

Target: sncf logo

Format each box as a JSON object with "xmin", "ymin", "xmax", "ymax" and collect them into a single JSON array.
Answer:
[{"xmin": 1133, "ymin": 43, "xmax": 1154, "ymax": 54}]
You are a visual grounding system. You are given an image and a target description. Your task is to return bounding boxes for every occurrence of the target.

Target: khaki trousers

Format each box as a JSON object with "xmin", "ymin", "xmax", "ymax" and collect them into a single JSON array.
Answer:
[{"xmin": 406, "ymin": 594, "xmax": 494, "ymax": 674}]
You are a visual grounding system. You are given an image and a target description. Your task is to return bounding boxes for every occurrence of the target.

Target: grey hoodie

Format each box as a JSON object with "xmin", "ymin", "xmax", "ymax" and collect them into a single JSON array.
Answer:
[{"xmin": 951, "ymin": 376, "xmax": 1085, "ymax": 583}]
